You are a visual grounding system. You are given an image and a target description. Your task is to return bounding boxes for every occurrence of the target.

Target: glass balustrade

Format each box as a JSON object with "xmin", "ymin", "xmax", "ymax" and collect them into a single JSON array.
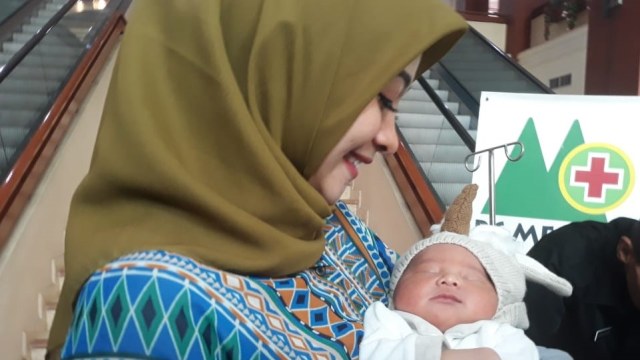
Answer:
[{"xmin": 0, "ymin": 0, "xmax": 127, "ymax": 179}]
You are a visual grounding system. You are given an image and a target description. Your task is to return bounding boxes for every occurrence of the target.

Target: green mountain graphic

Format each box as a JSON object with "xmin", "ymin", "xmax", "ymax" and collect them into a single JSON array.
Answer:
[{"xmin": 482, "ymin": 118, "xmax": 606, "ymax": 222}]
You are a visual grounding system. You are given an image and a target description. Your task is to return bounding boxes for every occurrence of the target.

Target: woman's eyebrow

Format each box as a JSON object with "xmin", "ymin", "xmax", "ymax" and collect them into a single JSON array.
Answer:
[{"xmin": 398, "ymin": 71, "xmax": 412, "ymax": 90}]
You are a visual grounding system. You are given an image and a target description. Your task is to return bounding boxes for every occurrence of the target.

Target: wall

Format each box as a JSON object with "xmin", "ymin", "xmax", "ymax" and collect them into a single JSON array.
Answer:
[
  {"xmin": 529, "ymin": 10, "xmax": 589, "ymax": 47},
  {"xmin": 0, "ymin": 46, "xmax": 118, "ymax": 358},
  {"xmin": 499, "ymin": 0, "xmax": 547, "ymax": 57},
  {"xmin": 585, "ymin": 0, "xmax": 640, "ymax": 95},
  {"xmin": 463, "ymin": 0, "xmax": 488, "ymax": 12},
  {"xmin": 518, "ymin": 25, "xmax": 588, "ymax": 95},
  {"xmin": 468, "ymin": 20, "xmax": 507, "ymax": 51},
  {"xmin": 351, "ymin": 156, "xmax": 422, "ymax": 254}
]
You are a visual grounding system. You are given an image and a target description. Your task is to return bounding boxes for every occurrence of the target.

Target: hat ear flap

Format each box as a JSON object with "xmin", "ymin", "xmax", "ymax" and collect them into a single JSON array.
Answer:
[{"xmin": 515, "ymin": 253, "xmax": 573, "ymax": 297}]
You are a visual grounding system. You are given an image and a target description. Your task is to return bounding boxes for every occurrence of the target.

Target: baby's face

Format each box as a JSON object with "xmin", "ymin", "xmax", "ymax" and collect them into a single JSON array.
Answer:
[{"xmin": 393, "ymin": 243, "xmax": 498, "ymax": 332}]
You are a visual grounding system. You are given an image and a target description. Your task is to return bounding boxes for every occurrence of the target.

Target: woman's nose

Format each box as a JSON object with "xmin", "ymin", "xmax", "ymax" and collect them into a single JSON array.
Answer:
[{"xmin": 374, "ymin": 113, "xmax": 399, "ymax": 154}]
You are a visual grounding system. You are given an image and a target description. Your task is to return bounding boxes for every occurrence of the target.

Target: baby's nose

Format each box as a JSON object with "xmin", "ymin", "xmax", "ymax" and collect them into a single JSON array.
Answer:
[{"xmin": 438, "ymin": 273, "xmax": 459, "ymax": 287}]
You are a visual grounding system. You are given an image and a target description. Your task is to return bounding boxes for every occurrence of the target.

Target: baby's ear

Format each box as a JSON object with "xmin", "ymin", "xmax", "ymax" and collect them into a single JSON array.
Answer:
[
  {"xmin": 517, "ymin": 254, "xmax": 572, "ymax": 297},
  {"xmin": 617, "ymin": 236, "xmax": 635, "ymax": 265}
]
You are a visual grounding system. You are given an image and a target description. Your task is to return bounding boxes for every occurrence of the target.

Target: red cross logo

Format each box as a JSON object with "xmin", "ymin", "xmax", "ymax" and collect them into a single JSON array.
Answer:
[{"xmin": 570, "ymin": 153, "xmax": 623, "ymax": 203}]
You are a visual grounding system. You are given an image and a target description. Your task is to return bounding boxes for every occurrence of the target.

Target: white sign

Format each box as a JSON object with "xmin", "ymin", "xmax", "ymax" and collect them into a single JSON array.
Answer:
[{"xmin": 471, "ymin": 92, "xmax": 639, "ymax": 250}]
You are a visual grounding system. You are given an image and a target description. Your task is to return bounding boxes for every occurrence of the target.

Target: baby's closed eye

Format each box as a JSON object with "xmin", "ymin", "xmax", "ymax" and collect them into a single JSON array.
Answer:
[
  {"xmin": 459, "ymin": 267, "xmax": 490, "ymax": 281},
  {"xmin": 414, "ymin": 264, "xmax": 440, "ymax": 274},
  {"xmin": 462, "ymin": 273, "xmax": 484, "ymax": 281}
]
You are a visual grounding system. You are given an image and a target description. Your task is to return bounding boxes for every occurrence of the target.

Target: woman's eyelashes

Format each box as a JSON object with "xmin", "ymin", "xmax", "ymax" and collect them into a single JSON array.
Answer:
[{"xmin": 377, "ymin": 93, "xmax": 398, "ymax": 113}]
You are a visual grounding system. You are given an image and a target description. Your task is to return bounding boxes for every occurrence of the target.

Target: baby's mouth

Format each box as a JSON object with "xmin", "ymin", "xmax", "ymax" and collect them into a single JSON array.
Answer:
[{"xmin": 431, "ymin": 293, "xmax": 461, "ymax": 303}]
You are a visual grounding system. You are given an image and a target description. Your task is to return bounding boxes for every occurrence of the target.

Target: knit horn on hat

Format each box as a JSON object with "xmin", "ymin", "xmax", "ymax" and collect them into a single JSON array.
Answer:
[{"xmin": 440, "ymin": 183, "xmax": 477, "ymax": 234}]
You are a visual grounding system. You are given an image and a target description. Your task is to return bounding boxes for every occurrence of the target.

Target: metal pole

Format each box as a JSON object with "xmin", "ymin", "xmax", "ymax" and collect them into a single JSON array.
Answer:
[
  {"xmin": 488, "ymin": 149, "xmax": 495, "ymax": 225},
  {"xmin": 464, "ymin": 141, "xmax": 525, "ymax": 226}
]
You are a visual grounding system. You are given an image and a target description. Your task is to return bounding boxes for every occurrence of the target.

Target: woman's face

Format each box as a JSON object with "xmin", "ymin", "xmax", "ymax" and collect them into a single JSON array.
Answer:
[{"xmin": 309, "ymin": 72, "xmax": 411, "ymax": 204}]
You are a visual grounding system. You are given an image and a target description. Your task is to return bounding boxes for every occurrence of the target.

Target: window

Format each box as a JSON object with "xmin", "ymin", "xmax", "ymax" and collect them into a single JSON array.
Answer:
[
  {"xmin": 489, "ymin": 0, "xmax": 500, "ymax": 13},
  {"xmin": 549, "ymin": 74, "xmax": 572, "ymax": 89}
]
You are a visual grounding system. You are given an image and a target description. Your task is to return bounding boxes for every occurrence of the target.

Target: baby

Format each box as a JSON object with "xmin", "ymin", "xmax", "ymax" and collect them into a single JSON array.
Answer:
[{"xmin": 360, "ymin": 185, "xmax": 573, "ymax": 360}]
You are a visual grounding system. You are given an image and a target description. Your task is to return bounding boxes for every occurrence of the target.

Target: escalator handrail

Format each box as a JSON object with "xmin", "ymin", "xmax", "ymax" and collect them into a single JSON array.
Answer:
[
  {"xmin": 386, "ymin": 133, "xmax": 446, "ymax": 236},
  {"xmin": 431, "ymin": 61, "xmax": 480, "ymax": 120},
  {"xmin": 0, "ymin": 0, "xmax": 41, "ymax": 36},
  {"xmin": 0, "ymin": 0, "xmax": 77, "ymax": 84},
  {"xmin": 0, "ymin": 10, "xmax": 127, "ymax": 255},
  {"xmin": 467, "ymin": 26, "xmax": 554, "ymax": 94},
  {"xmin": 417, "ymin": 76, "xmax": 476, "ymax": 151}
]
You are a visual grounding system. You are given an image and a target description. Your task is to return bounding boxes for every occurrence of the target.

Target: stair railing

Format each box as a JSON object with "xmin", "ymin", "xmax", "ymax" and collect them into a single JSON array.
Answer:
[
  {"xmin": 384, "ymin": 130, "xmax": 445, "ymax": 236},
  {"xmin": 384, "ymin": 74, "xmax": 479, "ymax": 235},
  {"xmin": 431, "ymin": 61, "xmax": 480, "ymax": 120},
  {"xmin": 0, "ymin": 2, "xmax": 129, "ymax": 254},
  {"xmin": 417, "ymin": 76, "xmax": 475, "ymax": 151},
  {"xmin": 467, "ymin": 26, "xmax": 552, "ymax": 95},
  {"xmin": 0, "ymin": 0, "xmax": 78, "ymax": 84},
  {"xmin": 0, "ymin": 0, "xmax": 45, "ymax": 45}
]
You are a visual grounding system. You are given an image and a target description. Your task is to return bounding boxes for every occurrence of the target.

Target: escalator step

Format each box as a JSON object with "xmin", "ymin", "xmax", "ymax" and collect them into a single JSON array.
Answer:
[
  {"xmin": 0, "ymin": 126, "xmax": 31, "ymax": 148},
  {"xmin": 409, "ymin": 143, "xmax": 470, "ymax": 163},
  {"xmin": 420, "ymin": 161, "xmax": 473, "ymax": 184},
  {"xmin": 402, "ymin": 88, "xmax": 449, "ymax": 102},
  {"xmin": 430, "ymin": 182, "xmax": 471, "ymax": 210},
  {"xmin": 3, "ymin": 41, "xmax": 82, "ymax": 57},
  {"xmin": 0, "ymin": 52, "xmax": 78, "ymax": 68},
  {"xmin": 401, "ymin": 128, "xmax": 477, "ymax": 146},
  {"xmin": 0, "ymin": 109, "xmax": 41, "ymax": 127},
  {"xmin": 398, "ymin": 99, "xmax": 459, "ymax": 115},
  {"xmin": 410, "ymin": 79, "xmax": 439, "ymax": 90},
  {"xmin": 0, "ymin": 78, "xmax": 60, "ymax": 95},
  {"xmin": 5, "ymin": 66, "xmax": 69, "ymax": 81},
  {"xmin": 397, "ymin": 113, "xmax": 472, "ymax": 129},
  {"xmin": 0, "ymin": 146, "xmax": 18, "ymax": 172},
  {"xmin": 0, "ymin": 93, "xmax": 50, "ymax": 110},
  {"xmin": 12, "ymin": 31, "xmax": 82, "ymax": 47}
]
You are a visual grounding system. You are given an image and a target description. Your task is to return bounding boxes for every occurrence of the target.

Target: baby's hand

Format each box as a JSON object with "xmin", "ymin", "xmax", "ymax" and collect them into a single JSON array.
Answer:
[{"xmin": 441, "ymin": 347, "xmax": 500, "ymax": 360}]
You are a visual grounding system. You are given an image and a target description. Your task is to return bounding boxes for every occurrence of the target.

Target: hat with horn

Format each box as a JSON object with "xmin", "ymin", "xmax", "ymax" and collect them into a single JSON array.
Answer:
[{"xmin": 389, "ymin": 184, "xmax": 572, "ymax": 329}]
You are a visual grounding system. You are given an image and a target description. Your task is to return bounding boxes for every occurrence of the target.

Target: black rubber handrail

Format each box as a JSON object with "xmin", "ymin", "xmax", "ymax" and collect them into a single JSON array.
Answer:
[
  {"xmin": 0, "ymin": 0, "xmax": 44, "ymax": 45},
  {"xmin": 0, "ymin": 0, "xmax": 77, "ymax": 84},
  {"xmin": 417, "ymin": 76, "xmax": 476, "ymax": 152},
  {"xmin": 467, "ymin": 26, "xmax": 553, "ymax": 94},
  {"xmin": 431, "ymin": 61, "xmax": 480, "ymax": 120},
  {"xmin": 0, "ymin": 0, "xmax": 31, "ymax": 27}
]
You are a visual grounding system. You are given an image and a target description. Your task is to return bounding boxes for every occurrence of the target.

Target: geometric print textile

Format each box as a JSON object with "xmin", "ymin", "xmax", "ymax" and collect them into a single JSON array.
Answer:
[{"xmin": 61, "ymin": 201, "xmax": 397, "ymax": 359}]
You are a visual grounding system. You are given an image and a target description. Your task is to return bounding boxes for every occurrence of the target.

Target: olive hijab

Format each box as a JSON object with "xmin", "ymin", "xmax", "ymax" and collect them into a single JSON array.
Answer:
[{"xmin": 49, "ymin": 0, "xmax": 466, "ymax": 350}]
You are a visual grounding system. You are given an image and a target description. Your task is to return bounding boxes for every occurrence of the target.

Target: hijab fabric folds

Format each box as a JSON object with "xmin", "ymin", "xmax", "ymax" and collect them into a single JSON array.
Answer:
[{"xmin": 49, "ymin": 0, "xmax": 466, "ymax": 349}]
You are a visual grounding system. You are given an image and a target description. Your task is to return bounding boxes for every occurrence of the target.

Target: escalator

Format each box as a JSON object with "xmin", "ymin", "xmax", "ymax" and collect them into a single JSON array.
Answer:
[
  {"xmin": 397, "ymin": 26, "xmax": 553, "ymax": 211},
  {"xmin": 0, "ymin": 0, "xmax": 130, "ymax": 179},
  {"xmin": 0, "ymin": 2, "xmax": 130, "ymax": 357}
]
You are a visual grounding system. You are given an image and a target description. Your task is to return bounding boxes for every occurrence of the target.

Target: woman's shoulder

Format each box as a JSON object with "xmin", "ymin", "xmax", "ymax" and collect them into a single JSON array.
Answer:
[
  {"xmin": 322, "ymin": 201, "xmax": 398, "ymax": 296},
  {"xmin": 326, "ymin": 201, "xmax": 398, "ymax": 264}
]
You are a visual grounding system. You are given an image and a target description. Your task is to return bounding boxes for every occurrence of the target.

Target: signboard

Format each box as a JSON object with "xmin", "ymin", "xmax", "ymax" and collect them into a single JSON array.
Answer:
[{"xmin": 471, "ymin": 92, "xmax": 638, "ymax": 250}]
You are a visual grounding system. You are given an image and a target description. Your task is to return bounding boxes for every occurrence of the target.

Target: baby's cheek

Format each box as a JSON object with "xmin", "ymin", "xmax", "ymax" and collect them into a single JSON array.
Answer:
[{"xmin": 393, "ymin": 281, "xmax": 428, "ymax": 312}]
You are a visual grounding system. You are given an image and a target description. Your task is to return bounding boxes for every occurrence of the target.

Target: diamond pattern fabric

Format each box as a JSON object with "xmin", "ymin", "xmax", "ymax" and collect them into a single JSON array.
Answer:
[{"xmin": 61, "ymin": 202, "xmax": 397, "ymax": 359}]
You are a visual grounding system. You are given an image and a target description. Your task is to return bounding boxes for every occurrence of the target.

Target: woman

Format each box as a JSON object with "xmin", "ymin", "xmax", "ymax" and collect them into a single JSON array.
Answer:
[{"xmin": 47, "ymin": 0, "xmax": 467, "ymax": 358}]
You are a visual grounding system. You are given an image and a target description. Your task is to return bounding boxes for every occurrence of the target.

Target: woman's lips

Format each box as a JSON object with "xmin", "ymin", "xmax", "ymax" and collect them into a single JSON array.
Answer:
[
  {"xmin": 343, "ymin": 152, "xmax": 372, "ymax": 179},
  {"xmin": 344, "ymin": 158, "xmax": 359, "ymax": 179}
]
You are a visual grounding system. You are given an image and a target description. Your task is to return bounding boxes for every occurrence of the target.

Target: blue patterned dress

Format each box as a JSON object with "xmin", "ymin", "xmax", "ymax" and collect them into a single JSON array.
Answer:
[{"xmin": 61, "ymin": 201, "xmax": 397, "ymax": 359}]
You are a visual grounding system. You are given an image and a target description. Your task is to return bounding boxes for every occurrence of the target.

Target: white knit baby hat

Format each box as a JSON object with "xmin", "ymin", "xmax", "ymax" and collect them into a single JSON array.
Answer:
[{"xmin": 390, "ymin": 184, "xmax": 572, "ymax": 329}]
